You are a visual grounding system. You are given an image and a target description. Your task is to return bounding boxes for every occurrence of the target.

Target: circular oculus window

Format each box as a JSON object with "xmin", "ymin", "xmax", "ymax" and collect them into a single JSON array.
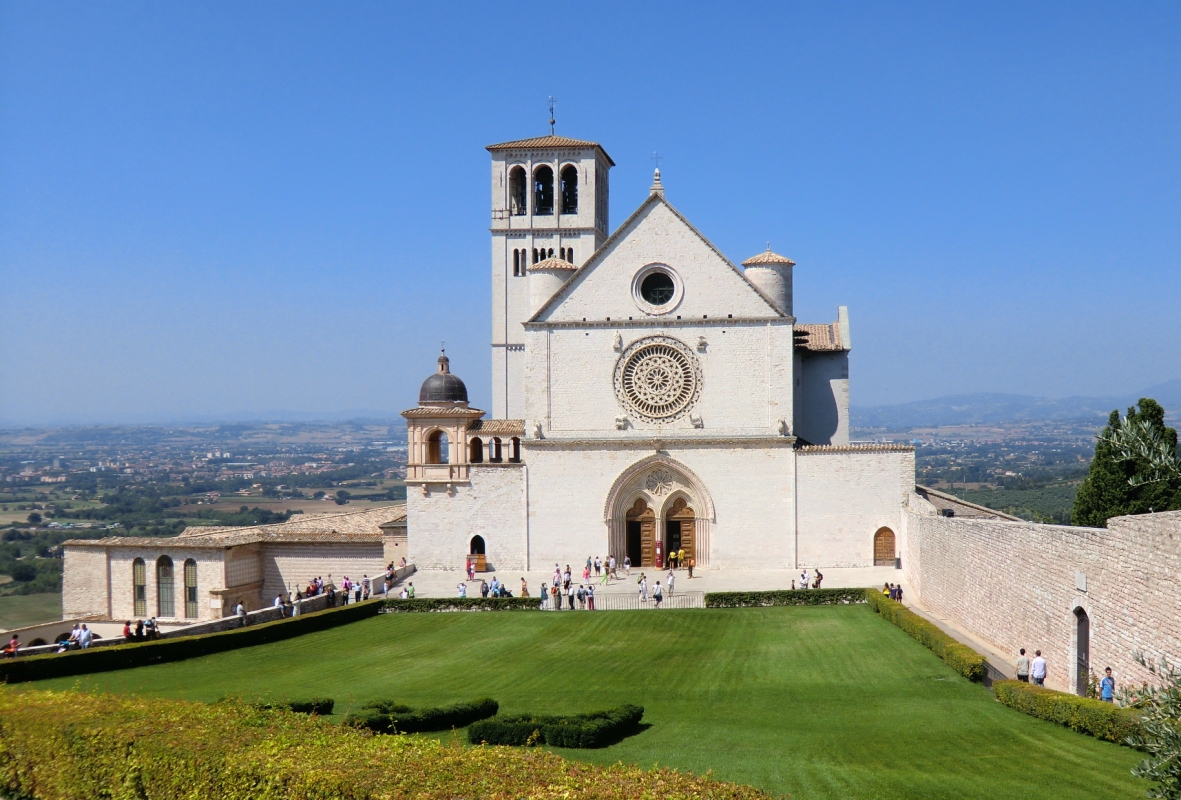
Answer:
[
  {"xmin": 631, "ymin": 265, "xmax": 682, "ymax": 315},
  {"xmin": 614, "ymin": 336, "xmax": 702, "ymax": 423}
]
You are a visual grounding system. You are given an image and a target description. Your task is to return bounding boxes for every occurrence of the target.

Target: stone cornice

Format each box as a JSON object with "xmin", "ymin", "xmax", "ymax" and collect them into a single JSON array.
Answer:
[
  {"xmin": 525, "ymin": 435, "xmax": 797, "ymax": 449},
  {"xmin": 525, "ymin": 316, "xmax": 795, "ymax": 330},
  {"xmin": 798, "ymin": 443, "xmax": 915, "ymax": 453}
]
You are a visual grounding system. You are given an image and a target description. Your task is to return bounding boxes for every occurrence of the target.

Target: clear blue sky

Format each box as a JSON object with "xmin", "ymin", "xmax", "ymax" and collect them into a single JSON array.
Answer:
[{"xmin": 2, "ymin": 2, "xmax": 1179, "ymax": 425}]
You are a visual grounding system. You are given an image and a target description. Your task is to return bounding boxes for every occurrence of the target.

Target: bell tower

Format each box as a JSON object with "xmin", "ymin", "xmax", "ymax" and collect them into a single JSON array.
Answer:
[{"xmin": 486, "ymin": 132, "xmax": 614, "ymax": 418}]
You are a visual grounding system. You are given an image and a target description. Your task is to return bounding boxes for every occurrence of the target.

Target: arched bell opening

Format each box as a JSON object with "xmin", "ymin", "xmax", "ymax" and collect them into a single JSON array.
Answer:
[{"xmin": 469, "ymin": 437, "xmax": 484, "ymax": 463}]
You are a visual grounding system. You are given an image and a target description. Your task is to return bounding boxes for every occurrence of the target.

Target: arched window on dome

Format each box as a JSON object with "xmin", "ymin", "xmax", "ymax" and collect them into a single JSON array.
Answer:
[
  {"xmin": 469, "ymin": 437, "xmax": 484, "ymax": 463},
  {"xmin": 533, "ymin": 165, "xmax": 554, "ymax": 215},
  {"xmin": 157, "ymin": 556, "xmax": 175, "ymax": 617},
  {"xmin": 426, "ymin": 431, "xmax": 449, "ymax": 465},
  {"xmin": 489, "ymin": 437, "xmax": 503, "ymax": 463},
  {"xmin": 508, "ymin": 166, "xmax": 526, "ymax": 215},
  {"xmin": 560, "ymin": 165, "xmax": 578, "ymax": 213},
  {"xmin": 509, "ymin": 437, "xmax": 521, "ymax": 463}
]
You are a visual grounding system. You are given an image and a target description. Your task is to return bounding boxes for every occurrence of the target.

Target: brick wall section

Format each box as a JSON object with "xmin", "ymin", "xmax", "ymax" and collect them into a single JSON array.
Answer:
[{"xmin": 903, "ymin": 506, "xmax": 1181, "ymax": 693}]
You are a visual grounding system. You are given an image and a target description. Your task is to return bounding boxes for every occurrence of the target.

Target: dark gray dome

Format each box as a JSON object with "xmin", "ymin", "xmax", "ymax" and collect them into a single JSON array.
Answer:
[{"xmin": 419, "ymin": 351, "xmax": 468, "ymax": 404}]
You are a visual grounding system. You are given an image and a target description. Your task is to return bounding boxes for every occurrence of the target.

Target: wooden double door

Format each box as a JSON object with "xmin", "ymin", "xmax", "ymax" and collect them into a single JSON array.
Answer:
[{"xmin": 625, "ymin": 498, "xmax": 695, "ymax": 568}]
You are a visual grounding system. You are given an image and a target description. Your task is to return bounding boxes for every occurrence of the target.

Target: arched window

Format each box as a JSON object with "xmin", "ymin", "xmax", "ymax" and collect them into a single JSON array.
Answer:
[
  {"xmin": 489, "ymin": 437, "xmax": 503, "ymax": 463},
  {"xmin": 561, "ymin": 165, "xmax": 578, "ymax": 213},
  {"xmin": 547, "ymin": 247, "xmax": 554, "ymax": 259},
  {"xmin": 184, "ymin": 558, "xmax": 198, "ymax": 618},
  {"xmin": 133, "ymin": 557, "xmax": 146, "ymax": 616},
  {"xmin": 469, "ymin": 535, "xmax": 486, "ymax": 555},
  {"xmin": 508, "ymin": 166, "xmax": 526, "ymax": 215},
  {"xmin": 469, "ymin": 437, "xmax": 484, "ymax": 463},
  {"xmin": 157, "ymin": 556, "xmax": 175, "ymax": 617},
  {"xmin": 426, "ymin": 430, "xmax": 449, "ymax": 464},
  {"xmin": 532, "ymin": 248, "xmax": 539, "ymax": 264},
  {"xmin": 533, "ymin": 165, "xmax": 554, "ymax": 215},
  {"xmin": 1075, "ymin": 608, "xmax": 1091, "ymax": 696},
  {"xmin": 509, "ymin": 437, "xmax": 521, "ymax": 463}
]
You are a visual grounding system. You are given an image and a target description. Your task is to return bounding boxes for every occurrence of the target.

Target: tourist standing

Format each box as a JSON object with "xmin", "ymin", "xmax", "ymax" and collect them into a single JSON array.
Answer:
[
  {"xmin": 624, "ymin": 556, "xmax": 631, "ymax": 576},
  {"xmin": 1030, "ymin": 651, "xmax": 1047, "ymax": 686},
  {"xmin": 122, "ymin": 620, "xmax": 132, "ymax": 639},
  {"xmin": 895, "ymin": 584, "xmax": 903, "ymax": 602},
  {"xmin": 800, "ymin": 569, "xmax": 810, "ymax": 590},
  {"xmin": 667, "ymin": 570, "xmax": 675, "ymax": 597},
  {"xmin": 687, "ymin": 557, "xmax": 694, "ymax": 579},
  {"xmin": 1016, "ymin": 649, "xmax": 1030, "ymax": 682},
  {"xmin": 236, "ymin": 601, "xmax": 247, "ymax": 628},
  {"xmin": 586, "ymin": 584, "xmax": 595, "ymax": 610},
  {"xmin": 653, "ymin": 581, "xmax": 663, "ymax": 608},
  {"xmin": 566, "ymin": 582, "xmax": 576, "ymax": 610},
  {"xmin": 1101, "ymin": 667, "xmax": 1115, "ymax": 702},
  {"xmin": 594, "ymin": 557, "xmax": 601, "ymax": 576},
  {"xmin": 814, "ymin": 569, "xmax": 823, "ymax": 589},
  {"xmin": 552, "ymin": 584, "xmax": 561, "ymax": 610},
  {"xmin": 354, "ymin": 582, "xmax": 363, "ymax": 604},
  {"xmin": 639, "ymin": 574, "xmax": 648, "ymax": 602},
  {"xmin": 79, "ymin": 624, "xmax": 93, "ymax": 649},
  {"xmin": 539, "ymin": 585, "xmax": 548, "ymax": 609},
  {"xmin": 577, "ymin": 585, "xmax": 586, "ymax": 609}
]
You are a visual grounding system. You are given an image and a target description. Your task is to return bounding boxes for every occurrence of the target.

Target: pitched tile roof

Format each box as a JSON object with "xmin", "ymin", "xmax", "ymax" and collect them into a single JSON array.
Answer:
[
  {"xmin": 401, "ymin": 406, "xmax": 485, "ymax": 418},
  {"xmin": 468, "ymin": 419, "xmax": 526, "ymax": 435},
  {"xmin": 63, "ymin": 506, "xmax": 407, "ymax": 549},
  {"xmin": 794, "ymin": 323, "xmax": 846, "ymax": 352},
  {"xmin": 486, "ymin": 135, "xmax": 615, "ymax": 165}
]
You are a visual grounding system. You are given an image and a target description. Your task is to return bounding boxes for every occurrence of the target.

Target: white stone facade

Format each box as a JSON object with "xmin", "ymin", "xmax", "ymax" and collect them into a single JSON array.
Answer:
[{"xmin": 403, "ymin": 134, "xmax": 909, "ymax": 572}]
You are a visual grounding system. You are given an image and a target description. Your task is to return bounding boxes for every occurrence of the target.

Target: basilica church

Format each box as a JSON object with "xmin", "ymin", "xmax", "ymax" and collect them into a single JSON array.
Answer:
[{"xmin": 403, "ymin": 133, "xmax": 915, "ymax": 572}]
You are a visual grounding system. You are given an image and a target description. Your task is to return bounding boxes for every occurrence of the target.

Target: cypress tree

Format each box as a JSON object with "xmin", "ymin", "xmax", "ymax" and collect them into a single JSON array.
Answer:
[{"xmin": 1073, "ymin": 398, "xmax": 1181, "ymax": 527}]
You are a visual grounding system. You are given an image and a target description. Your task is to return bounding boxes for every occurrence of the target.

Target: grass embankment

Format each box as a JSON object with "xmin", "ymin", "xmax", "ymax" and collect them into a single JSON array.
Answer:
[
  {"xmin": 0, "ymin": 592, "xmax": 61, "ymax": 630},
  {"xmin": 35, "ymin": 606, "xmax": 1146, "ymax": 800}
]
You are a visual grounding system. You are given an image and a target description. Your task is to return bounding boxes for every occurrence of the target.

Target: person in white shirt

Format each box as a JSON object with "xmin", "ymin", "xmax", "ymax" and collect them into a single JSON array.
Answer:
[
  {"xmin": 78, "ymin": 624, "xmax": 93, "ymax": 649},
  {"xmin": 457, "ymin": 582, "xmax": 467, "ymax": 598},
  {"xmin": 800, "ymin": 570, "xmax": 810, "ymax": 590},
  {"xmin": 1030, "ymin": 651, "xmax": 1048, "ymax": 686},
  {"xmin": 667, "ymin": 570, "xmax": 675, "ymax": 597}
]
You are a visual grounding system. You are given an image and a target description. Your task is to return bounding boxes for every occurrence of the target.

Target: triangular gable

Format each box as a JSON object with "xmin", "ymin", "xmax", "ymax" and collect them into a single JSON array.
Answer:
[{"xmin": 529, "ymin": 194, "xmax": 786, "ymax": 323}]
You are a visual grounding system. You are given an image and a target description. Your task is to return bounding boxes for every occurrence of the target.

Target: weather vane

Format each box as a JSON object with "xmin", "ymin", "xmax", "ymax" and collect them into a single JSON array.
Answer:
[{"xmin": 548, "ymin": 96, "xmax": 556, "ymax": 135}]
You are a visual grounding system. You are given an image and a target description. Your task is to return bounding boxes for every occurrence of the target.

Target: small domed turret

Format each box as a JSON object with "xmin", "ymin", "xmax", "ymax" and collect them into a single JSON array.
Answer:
[{"xmin": 418, "ymin": 350, "xmax": 469, "ymax": 405}]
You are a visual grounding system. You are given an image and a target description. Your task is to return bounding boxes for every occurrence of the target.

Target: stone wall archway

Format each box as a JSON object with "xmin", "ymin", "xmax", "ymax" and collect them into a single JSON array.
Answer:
[{"xmin": 605, "ymin": 456, "xmax": 713, "ymax": 567}]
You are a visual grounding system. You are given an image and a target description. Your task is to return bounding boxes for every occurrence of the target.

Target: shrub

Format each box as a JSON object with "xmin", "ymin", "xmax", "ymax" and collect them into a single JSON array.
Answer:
[
  {"xmin": 865, "ymin": 589, "xmax": 986, "ymax": 682},
  {"xmin": 467, "ymin": 704, "xmax": 644, "ymax": 749},
  {"xmin": 344, "ymin": 698, "xmax": 499, "ymax": 733},
  {"xmin": 994, "ymin": 680, "xmax": 1142, "ymax": 745},
  {"xmin": 705, "ymin": 588, "xmax": 867, "ymax": 608},
  {"xmin": 383, "ymin": 597, "xmax": 540, "ymax": 613},
  {"xmin": 0, "ymin": 599, "xmax": 383, "ymax": 684},
  {"xmin": 250, "ymin": 697, "xmax": 335, "ymax": 715},
  {"xmin": 0, "ymin": 688, "xmax": 764, "ymax": 799}
]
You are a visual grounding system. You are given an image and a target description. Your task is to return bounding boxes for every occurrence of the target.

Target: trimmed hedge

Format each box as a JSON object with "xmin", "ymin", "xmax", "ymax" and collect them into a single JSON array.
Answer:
[
  {"xmin": 705, "ymin": 588, "xmax": 868, "ymax": 608},
  {"xmin": 467, "ymin": 704, "xmax": 644, "ymax": 749},
  {"xmin": 344, "ymin": 697, "xmax": 499, "ymax": 733},
  {"xmin": 993, "ymin": 680, "xmax": 1142, "ymax": 745},
  {"xmin": 0, "ymin": 689, "xmax": 766, "ymax": 799},
  {"xmin": 382, "ymin": 597, "xmax": 540, "ymax": 613},
  {"xmin": 250, "ymin": 697, "xmax": 335, "ymax": 715},
  {"xmin": 865, "ymin": 590, "xmax": 986, "ymax": 682},
  {"xmin": 0, "ymin": 599, "xmax": 383, "ymax": 684}
]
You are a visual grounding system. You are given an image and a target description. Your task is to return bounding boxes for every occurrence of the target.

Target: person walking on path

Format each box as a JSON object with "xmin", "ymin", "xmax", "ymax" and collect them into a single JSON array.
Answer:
[
  {"xmin": 609, "ymin": 555, "xmax": 616, "ymax": 579},
  {"xmin": 587, "ymin": 584, "xmax": 595, "ymax": 610},
  {"xmin": 624, "ymin": 556, "xmax": 632, "ymax": 577},
  {"xmin": 236, "ymin": 601, "xmax": 247, "ymax": 628},
  {"xmin": 457, "ymin": 582, "xmax": 467, "ymax": 598},
  {"xmin": 687, "ymin": 557, "xmax": 694, "ymax": 579},
  {"xmin": 539, "ymin": 584, "xmax": 548, "ymax": 609},
  {"xmin": 600, "ymin": 565, "xmax": 610, "ymax": 586},
  {"xmin": 1101, "ymin": 667, "xmax": 1115, "ymax": 702},
  {"xmin": 653, "ymin": 581, "xmax": 664, "ymax": 608},
  {"xmin": 1016, "ymin": 649, "xmax": 1031, "ymax": 682},
  {"xmin": 639, "ymin": 574, "xmax": 648, "ymax": 602},
  {"xmin": 79, "ymin": 624, "xmax": 93, "ymax": 649},
  {"xmin": 566, "ymin": 582, "xmax": 576, "ymax": 610},
  {"xmin": 1030, "ymin": 651, "xmax": 1047, "ymax": 686},
  {"xmin": 667, "ymin": 570, "xmax": 675, "ymax": 597}
]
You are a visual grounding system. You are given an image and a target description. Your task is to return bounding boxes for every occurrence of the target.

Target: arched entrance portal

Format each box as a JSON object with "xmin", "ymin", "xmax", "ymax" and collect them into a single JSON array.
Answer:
[
  {"xmin": 1075, "ymin": 608, "xmax": 1090, "ymax": 696},
  {"xmin": 606, "ymin": 457, "xmax": 713, "ymax": 568},
  {"xmin": 873, "ymin": 527, "xmax": 896, "ymax": 567}
]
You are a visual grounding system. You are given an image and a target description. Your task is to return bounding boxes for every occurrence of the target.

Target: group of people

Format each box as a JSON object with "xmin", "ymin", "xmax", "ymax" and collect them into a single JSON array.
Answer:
[
  {"xmin": 635, "ymin": 571, "xmax": 675, "ymax": 606},
  {"xmin": 120, "ymin": 618, "xmax": 161, "ymax": 642},
  {"xmin": 882, "ymin": 582, "xmax": 903, "ymax": 601},
  {"xmin": 792, "ymin": 569, "xmax": 825, "ymax": 590},
  {"xmin": 540, "ymin": 567, "xmax": 597, "ymax": 610}
]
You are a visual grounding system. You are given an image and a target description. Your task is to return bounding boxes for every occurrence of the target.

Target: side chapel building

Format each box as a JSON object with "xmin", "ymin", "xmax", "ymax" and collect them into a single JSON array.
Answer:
[{"xmin": 403, "ymin": 134, "xmax": 916, "ymax": 572}]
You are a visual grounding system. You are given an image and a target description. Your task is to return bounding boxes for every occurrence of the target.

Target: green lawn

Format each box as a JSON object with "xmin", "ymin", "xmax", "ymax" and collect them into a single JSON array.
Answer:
[
  {"xmin": 35, "ymin": 606, "xmax": 1146, "ymax": 800},
  {"xmin": 0, "ymin": 592, "xmax": 61, "ymax": 630}
]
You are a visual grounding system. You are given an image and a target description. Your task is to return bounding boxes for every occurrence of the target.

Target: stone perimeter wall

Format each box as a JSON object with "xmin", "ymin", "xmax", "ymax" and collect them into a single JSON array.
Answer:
[{"xmin": 903, "ymin": 503, "xmax": 1181, "ymax": 693}]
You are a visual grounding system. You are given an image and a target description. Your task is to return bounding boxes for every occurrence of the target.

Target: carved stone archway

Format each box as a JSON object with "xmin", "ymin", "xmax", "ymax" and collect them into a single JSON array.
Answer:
[{"xmin": 604, "ymin": 456, "xmax": 713, "ymax": 566}]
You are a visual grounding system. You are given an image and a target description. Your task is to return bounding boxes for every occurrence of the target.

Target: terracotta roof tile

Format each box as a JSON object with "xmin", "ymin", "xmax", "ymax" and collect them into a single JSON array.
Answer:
[
  {"xmin": 486, "ymin": 135, "xmax": 615, "ymax": 165},
  {"xmin": 401, "ymin": 406, "xmax": 485, "ymax": 418},
  {"xmin": 742, "ymin": 248, "xmax": 796, "ymax": 267},
  {"xmin": 794, "ymin": 323, "xmax": 846, "ymax": 352},
  {"xmin": 526, "ymin": 256, "xmax": 576, "ymax": 272},
  {"xmin": 468, "ymin": 419, "xmax": 526, "ymax": 435}
]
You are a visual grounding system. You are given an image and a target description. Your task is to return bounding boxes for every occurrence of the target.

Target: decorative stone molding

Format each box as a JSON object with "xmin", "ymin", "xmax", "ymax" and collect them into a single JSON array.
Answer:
[
  {"xmin": 613, "ymin": 335, "xmax": 702, "ymax": 424},
  {"xmin": 614, "ymin": 415, "xmax": 630, "ymax": 431}
]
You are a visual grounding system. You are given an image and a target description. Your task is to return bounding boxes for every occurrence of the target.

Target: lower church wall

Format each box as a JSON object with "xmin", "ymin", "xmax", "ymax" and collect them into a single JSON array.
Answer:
[
  {"xmin": 260, "ymin": 542, "xmax": 386, "ymax": 602},
  {"xmin": 902, "ymin": 506, "xmax": 1181, "ymax": 693},
  {"xmin": 63, "ymin": 546, "xmax": 227, "ymax": 623},
  {"xmin": 795, "ymin": 449, "xmax": 912, "ymax": 568},
  {"xmin": 406, "ymin": 466, "xmax": 527, "ymax": 571}
]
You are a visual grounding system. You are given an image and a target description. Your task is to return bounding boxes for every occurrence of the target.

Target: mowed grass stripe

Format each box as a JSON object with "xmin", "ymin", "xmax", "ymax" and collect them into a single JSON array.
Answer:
[{"xmin": 33, "ymin": 605, "xmax": 1146, "ymax": 800}]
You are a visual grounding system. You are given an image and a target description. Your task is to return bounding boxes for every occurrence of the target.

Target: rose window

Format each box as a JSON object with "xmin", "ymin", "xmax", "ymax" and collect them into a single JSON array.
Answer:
[{"xmin": 614, "ymin": 337, "xmax": 702, "ymax": 423}]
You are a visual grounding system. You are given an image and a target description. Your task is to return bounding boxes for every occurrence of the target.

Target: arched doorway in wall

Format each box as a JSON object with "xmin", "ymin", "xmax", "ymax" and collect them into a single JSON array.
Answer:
[
  {"xmin": 1075, "ymin": 608, "xmax": 1091, "ymax": 696},
  {"xmin": 469, "ymin": 535, "xmax": 486, "ymax": 555},
  {"xmin": 873, "ymin": 527, "xmax": 896, "ymax": 567},
  {"xmin": 664, "ymin": 497, "xmax": 696, "ymax": 567},
  {"xmin": 625, "ymin": 499, "xmax": 653, "ymax": 568}
]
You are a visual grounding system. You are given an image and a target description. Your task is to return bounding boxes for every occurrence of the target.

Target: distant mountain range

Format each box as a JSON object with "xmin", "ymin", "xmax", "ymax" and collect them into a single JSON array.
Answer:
[{"xmin": 852, "ymin": 380, "xmax": 1181, "ymax": 430}]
